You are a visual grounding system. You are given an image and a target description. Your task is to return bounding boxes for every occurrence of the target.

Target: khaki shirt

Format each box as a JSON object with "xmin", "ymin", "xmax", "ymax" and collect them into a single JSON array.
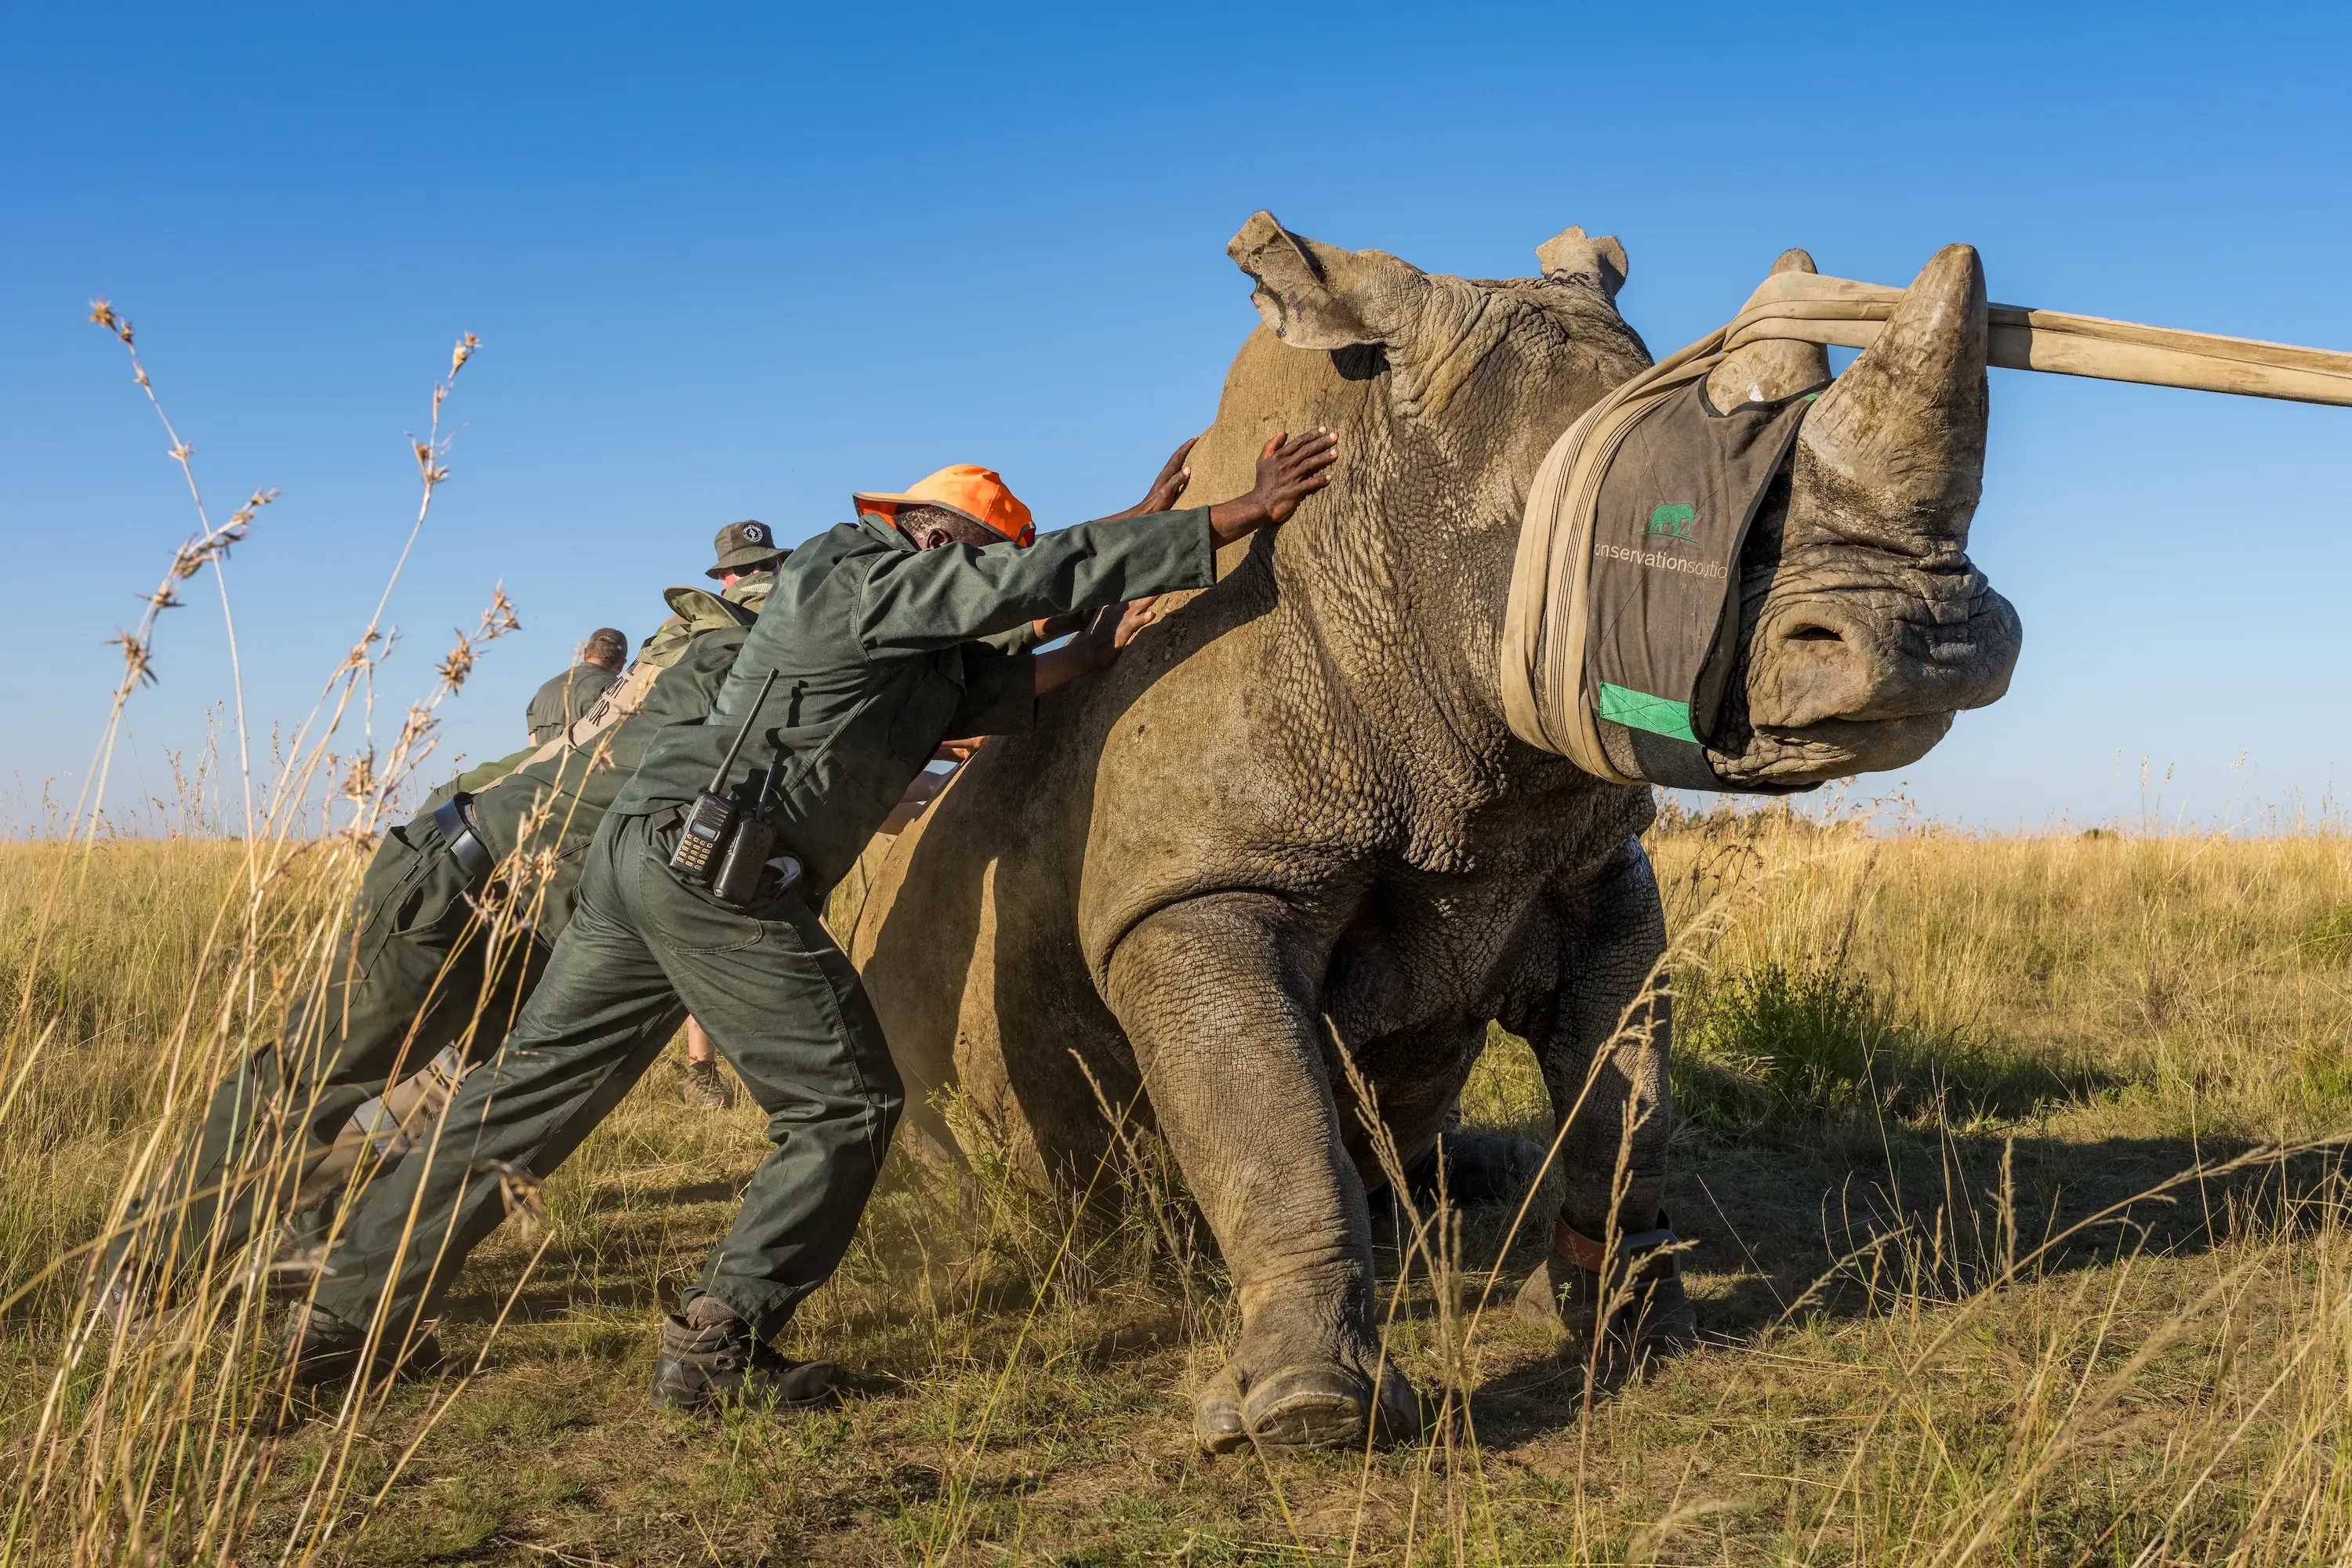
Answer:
[{"xmin": 526, "ymin": 662, "xmax": 619, "ymax": 745}]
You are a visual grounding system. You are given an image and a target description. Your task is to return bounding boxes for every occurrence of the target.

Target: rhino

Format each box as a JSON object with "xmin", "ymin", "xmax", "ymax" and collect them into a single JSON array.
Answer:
[{"xmin": 845, "ymin": 212, "xmax": 2020, "ymax": 1453}]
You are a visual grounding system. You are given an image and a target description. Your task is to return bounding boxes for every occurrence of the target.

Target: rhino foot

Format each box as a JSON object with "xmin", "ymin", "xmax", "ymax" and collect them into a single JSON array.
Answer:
[
  {"xmin": 1194, "ymin": 1357, "xmax": 1423, "ymax": 1455},
  {"xmin": 1512, "ymin": 1217, "xmax": 1700, "ymax": 1369}
]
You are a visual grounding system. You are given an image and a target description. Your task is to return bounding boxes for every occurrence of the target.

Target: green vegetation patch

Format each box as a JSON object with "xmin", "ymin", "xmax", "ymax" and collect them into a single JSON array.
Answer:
[
  {"xmin": 2296, "ymin": 905, "xmax": 2352, "ymax": 965},
  {"xmin": 1674, "ymin": 958, "xmax": 2099, "ymax": 1140}
]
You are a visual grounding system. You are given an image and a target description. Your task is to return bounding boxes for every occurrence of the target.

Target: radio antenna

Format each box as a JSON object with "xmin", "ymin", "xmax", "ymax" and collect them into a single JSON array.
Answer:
[{"xmin": 706, "ymin": 669, "xmax": 780, "ymax": 793}]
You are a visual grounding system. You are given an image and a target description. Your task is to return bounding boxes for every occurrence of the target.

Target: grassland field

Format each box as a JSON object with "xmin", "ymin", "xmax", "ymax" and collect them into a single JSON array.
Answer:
[{"xmin": 5, "ymin": 808, "xmax": 2352, "ymax": 1566}]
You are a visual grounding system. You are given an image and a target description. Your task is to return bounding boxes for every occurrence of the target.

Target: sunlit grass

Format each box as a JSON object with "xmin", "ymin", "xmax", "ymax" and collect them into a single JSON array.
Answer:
[{"xmin": 6, "ymin": 813, "xmax": 2352, "ymax": 1563}]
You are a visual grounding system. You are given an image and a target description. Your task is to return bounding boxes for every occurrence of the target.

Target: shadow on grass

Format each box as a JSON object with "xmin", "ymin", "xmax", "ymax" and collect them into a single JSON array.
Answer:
[
  {"xmin": 1454, "ymin": 1125, "xmax": 2352, "ymax": 1453},
  {"xmin": 404, "ymin": 950, "xmax": 2342, "ymax": 1468}
]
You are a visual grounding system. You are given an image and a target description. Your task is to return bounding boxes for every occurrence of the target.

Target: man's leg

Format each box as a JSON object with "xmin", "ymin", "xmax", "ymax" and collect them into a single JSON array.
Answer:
[
  {"xmin": 654, "ymin": 883, "xmax": 902, "ymax": 1341},
  {"xmin": 107, "ymin": 814, "xmax": 524, "ymax": 1285},
  {"xmin": 307, "ymin": 818, "xmax": 685, "ymax": 1342},
  {"xmin": 304, "ymin": 813, "xmax": 899, "ymax": 1399}
]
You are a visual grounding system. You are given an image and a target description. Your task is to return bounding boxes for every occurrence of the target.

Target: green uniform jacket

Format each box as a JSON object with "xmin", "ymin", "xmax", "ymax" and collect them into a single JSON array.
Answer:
[
  {"xmin": 526, "ymin": 662, "xmax": 619, "ymax": 745},
  {"xmin": 470, "ymin": 626, "xmax": 751, "ymax": 934},
  {"xmin": 431, "ymin": 575, "xmax": 780, "ymax": 938},
  {"xmin": 614, "ymin": 506, "xmax": 1217, "ymax": 896}
]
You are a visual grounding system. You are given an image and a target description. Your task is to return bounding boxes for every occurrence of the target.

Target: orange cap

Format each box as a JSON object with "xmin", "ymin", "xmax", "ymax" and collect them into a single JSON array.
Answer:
[{"xmin": 854, "ymin": 465, "xmax": 1036, "ymax": 547}]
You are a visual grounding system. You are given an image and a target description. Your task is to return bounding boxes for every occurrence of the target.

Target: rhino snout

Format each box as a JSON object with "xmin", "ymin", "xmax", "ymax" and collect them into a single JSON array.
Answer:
[{"xmin": 1744, "ymin": 572, "xmax": 2020, "ymax": 731}]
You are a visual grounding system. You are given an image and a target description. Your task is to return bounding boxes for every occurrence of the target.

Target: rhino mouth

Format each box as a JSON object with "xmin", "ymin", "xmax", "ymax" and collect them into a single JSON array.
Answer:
[{"xmin": 1713, "ymin": 712, "xmax": 1957, "ymax": 786}]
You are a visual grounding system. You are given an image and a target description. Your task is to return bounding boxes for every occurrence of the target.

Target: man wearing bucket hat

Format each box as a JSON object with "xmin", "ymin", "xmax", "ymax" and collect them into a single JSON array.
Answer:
[
  {"xmin": 679, "ymin": 521, "xmax": 790, "ymax": 1109},
  {"xmin": 707, "ymin": 519, "xmax": 787, "ymax": 585},
  {"xmin": 291, "ymin": 430, "xmax": 1340, "ymax": 1406}
]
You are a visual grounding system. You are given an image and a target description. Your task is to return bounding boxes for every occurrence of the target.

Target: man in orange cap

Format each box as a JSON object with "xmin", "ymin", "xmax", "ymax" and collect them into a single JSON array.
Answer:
[
  {"xmin": 293, "ymin": 428, "xmax": 1340, "ymax": 1406},
  {"xmin": 851, "ymin": 463, "xmax": 1040, "ymax": 547}
]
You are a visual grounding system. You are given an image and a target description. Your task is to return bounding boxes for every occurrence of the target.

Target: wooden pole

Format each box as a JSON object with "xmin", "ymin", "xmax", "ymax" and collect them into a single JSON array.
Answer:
[{"xmin": 1726, "ymin": 273, "xmax": 2352, "ymax": 408}]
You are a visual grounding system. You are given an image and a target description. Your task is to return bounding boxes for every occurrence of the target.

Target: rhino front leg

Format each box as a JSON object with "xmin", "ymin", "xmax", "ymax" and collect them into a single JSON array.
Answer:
[
  {"xmin": 1503, "ymin": 837, "xmax": 1697, "ymax": 1359},
  {"xmin": 1102, "ymin": 891, "xmax": 1421, "ymax": 1454}
]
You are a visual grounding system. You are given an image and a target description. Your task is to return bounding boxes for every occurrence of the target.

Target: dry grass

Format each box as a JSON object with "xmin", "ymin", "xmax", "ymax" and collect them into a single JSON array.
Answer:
[
  {"xmin": 8, "ymin": 313, "xmax": 2351, "ymax": 1564},
  {"xmin": 5, "ymin": 811, "xmax": 2351, "ymax": 1566}
]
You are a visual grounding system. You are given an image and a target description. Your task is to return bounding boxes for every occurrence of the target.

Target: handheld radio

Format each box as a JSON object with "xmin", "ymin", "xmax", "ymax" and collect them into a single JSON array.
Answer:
[
  {"xmin": 667, "ymin": 669, "xmax": 779, "ymax": 884},
  {"xmin": 709, "ymin": 758, "xmax": 784, "ymax": 906}
]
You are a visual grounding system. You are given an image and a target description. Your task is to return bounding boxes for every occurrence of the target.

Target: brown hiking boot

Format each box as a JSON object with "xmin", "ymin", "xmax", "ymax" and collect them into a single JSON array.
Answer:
[
  {"xmin": 285, "ymin": 1303, "xmax": 444, "ymax": 1387},
  {"xmin": 650, "ymin": 1299, "xmax": 843, "ymax": 1412},
  {"xmin": 1514, "ymin": 1212, "xmax": 1698, "ymax": 1364},
  {"xmin": 680, "ymin": 1058, "xmax": 731, "ymax": 1110}
]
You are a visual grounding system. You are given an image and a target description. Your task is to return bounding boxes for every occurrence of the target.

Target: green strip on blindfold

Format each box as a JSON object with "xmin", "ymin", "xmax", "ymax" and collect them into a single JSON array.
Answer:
[{"xmin": 1595, "ymin": 682, "xmax": 1697, "ymax": 742}]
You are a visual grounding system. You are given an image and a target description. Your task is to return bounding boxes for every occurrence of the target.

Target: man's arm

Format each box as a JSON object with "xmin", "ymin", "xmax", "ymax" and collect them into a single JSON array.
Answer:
[
  {"xmin": 877, "ymin": 767, "xmax": 953, "ymax": 836},
  {"xmin": 855, "ymin": 430, "xmax": 1337, "ymax": 653},
  {"xmin": 917, "ymin": 594, "xmax": 1156, "ymax": 743},
  {"xmin": 855, "ymin": 508, "xmax": 1213, "ymax": 653}
]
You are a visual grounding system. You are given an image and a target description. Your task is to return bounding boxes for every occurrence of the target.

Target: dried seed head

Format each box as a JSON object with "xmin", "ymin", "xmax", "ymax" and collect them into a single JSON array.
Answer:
[
  {"xmin": 108, "ymin": 631, "xmax": 156, "ymax": 687},
  {"xmin": 436, "ymin": 631, "xmax": 476, "ymax": 689},
  {"xmin": 227, "ymin": 488, "xmax": 279, "ymax": 528},
  {"xmin": 88, "ymin": 299, "xmax": 133, "ymax": 345},
  {"xmin": 473, "ymin": 1158, "xmax": 546, "ymax": 1238},
  {"xmin": 481, "ymin": 585, "xmax": 520, "ymax": 638}
]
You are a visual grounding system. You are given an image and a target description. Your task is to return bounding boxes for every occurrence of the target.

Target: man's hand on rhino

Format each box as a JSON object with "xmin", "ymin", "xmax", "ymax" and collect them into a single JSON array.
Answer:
[
  {"xmin": 933, "ymin": 738, "xmax": 983, "ymax": 764},
  {"xmin": 1104, "ymin": 437, "xmax": 1199, "ymax": 521},
  {"xmin": 1077, "ymin": 596, "xmax": 1160, "ymax": 671},
  {"xmin": 1207, "ymin": 428, "xmax": 1338, "ymax": 545},
  {"xmin": 1109, "ymin": 594, "xmax": 1160, "ymax": 653}
]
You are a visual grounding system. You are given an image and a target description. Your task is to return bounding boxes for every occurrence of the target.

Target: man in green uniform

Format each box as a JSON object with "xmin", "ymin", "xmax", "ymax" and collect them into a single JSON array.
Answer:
[
  {"xmin": 101, "ymin": 572, "xmax": 771, "ymax": 1319},
  {"xmin": 525, "ymin": 626, "xmax": 628, "ymax": 745},
  {"xmin": 681, "ymin": 521, "xmax": 789, "ymax": 1108},
  {"xmin": 292, "ymin": 431, "xmax": 1338, "ymax": 1408}
]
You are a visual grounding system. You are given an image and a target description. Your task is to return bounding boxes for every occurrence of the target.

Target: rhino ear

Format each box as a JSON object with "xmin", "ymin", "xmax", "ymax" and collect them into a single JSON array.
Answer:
[
  {"xmin": 1228, "ymin": 210, "xmax": 1419, "ymax": 349},
  {"xmin": 1534, "ymin": 226, "xmax": 1628, "ymax": 300}
]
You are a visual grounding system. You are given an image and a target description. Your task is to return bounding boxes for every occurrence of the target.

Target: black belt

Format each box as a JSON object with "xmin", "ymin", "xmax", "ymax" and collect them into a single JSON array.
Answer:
[{"xmin": 429, "ymin": 795, "xmax": 495, "ymax": 883}]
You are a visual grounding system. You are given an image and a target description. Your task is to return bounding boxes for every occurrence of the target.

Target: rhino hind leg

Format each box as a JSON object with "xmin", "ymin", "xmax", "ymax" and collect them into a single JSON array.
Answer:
[
  {"xmin": 1501, "ymin": 838, "xmax": 1693, "ymax": 1356},
  {"xmin": 1102, "ymin": 890, "xmax": 1424, "ymax": 1454}
]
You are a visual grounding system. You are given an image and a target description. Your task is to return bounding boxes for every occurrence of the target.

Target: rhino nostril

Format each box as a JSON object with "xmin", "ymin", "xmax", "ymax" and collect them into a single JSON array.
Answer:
[{"xmin": 1784, "ymin": 625, "xmax": 1843, "ymax": 644}]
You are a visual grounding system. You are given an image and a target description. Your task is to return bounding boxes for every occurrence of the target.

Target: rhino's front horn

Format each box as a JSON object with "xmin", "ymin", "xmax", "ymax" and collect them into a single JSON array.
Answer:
[{"xmin": 1799, "ymin": 244, "xmax": 1989, "ymax": 549}]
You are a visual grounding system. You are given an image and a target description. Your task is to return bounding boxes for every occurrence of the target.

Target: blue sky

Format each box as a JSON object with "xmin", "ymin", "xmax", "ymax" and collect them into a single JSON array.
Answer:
[{"xmin": 4, "ymin": 2, "xmax": 2347, "ymax": 833}]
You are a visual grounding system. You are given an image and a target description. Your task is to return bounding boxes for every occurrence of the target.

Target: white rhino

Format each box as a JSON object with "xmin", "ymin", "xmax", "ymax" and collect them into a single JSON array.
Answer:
[{"xmin": 848, "ymin": 213, "xmax": 2019, "ymax": 1453}]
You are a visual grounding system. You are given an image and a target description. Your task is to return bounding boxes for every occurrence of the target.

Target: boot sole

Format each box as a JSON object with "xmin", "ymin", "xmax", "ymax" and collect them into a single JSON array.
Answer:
[
  {"xmin": 649, "ymin": 1374, "xmax": 841, "ymax": 1414},
  {"xmin": 289, "ymin": 1338, "xmax": 443, "ymax": 1388}
]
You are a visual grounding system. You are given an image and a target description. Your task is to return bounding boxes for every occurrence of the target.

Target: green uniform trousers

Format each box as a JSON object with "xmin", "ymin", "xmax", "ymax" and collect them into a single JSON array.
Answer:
[
  {"xmin": 106, "ymin": 811, "xmax": 544, "ymax": 1279},
  {"xmin": 313, "ymin": 811, "xmax": 902, "ymax": 1342}
]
